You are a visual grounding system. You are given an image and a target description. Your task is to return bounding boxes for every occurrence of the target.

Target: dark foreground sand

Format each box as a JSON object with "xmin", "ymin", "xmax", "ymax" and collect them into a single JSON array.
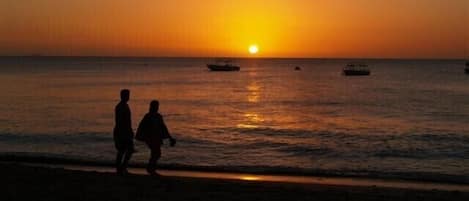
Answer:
[{"xmin": 1, "ymin": 163, "xmax": 468, "ymax": 201}]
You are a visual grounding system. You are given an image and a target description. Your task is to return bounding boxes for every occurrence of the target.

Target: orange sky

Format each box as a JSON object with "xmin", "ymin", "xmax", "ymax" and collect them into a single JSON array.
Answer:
[{"xmin": 0, "ymin": 0, "xmax": 467, "ymax": 58}]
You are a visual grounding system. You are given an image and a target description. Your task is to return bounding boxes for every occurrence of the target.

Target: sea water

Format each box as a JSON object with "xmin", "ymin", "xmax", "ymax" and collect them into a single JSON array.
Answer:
[{"xmin": 0, "ymin": 57, "xmax": 468, "ymax": 182}]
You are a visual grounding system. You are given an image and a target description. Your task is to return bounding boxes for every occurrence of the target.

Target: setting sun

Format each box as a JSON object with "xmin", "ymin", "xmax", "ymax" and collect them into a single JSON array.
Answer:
[{"xmin": 249, "ymin": 45, "xmax": 259, "ymax": 55}]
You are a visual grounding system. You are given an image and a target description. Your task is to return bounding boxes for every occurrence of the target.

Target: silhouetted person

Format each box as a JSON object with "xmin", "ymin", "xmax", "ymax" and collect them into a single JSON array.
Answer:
[
  {"xmin": 113, "ymin": 89, "xmax": 134, "ymax": 175},
  {"xmin": 136, "ymin": 100, "xmax": 176, "ymax": 176}
]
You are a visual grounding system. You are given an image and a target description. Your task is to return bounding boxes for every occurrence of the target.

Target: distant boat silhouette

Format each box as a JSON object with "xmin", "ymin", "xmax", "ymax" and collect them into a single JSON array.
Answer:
[
  {"xmin": 207, "ymin": 60, "xmax": 240, "ymax": 71},
  {"xmin": 343, "ymin": 63, "xmax": 370, "ymax": 76},
  {"xmin": 294, "ymin": 66, "xmax": 301, "ymax": 71}
]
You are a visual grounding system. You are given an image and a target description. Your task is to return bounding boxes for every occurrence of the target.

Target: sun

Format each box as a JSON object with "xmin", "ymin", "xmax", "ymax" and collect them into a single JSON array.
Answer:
[{"xmin": 249, "ymin": 45, "xmax": 259, "ymax": 54}]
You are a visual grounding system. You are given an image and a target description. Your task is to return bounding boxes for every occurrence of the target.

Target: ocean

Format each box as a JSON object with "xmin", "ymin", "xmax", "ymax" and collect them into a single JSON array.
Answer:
[{"xmin": 0, "ymin": 57, "xmax": 468, "ymax": 183}]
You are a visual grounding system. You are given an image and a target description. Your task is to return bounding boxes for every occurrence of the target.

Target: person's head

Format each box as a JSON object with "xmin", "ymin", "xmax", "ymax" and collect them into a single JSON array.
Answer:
[
  {"xmin": 149, "ymin": 100, "xmax": 159, "ymax": 113},
  {"xmin": 120, "ymin": 89, "xmax": 130, "ymax": 102}
]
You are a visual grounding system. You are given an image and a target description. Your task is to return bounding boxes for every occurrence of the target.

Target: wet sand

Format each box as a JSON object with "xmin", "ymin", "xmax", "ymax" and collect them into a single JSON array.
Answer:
[
  {"xmin": 1, "ymin": 163, "xmax": 468, "ymax": 201},
  {"xmin": 36, "ymin": 163, "xmax": 469, "ymax": 192}
]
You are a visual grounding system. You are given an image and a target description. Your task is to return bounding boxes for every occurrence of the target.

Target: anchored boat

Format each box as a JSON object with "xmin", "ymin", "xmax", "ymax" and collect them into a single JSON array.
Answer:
[
  {"xmin": 343, "ymin": 63, "xmax": 370, "ymax": 76},
  {"xmin": 207, "ymin": 60, "xmax": 240, "ymax": 71}
]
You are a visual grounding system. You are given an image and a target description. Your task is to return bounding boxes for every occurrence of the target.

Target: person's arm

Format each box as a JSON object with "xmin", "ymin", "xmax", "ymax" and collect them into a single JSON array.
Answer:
[{"xmin": 127, "ymin": 105, "xmax": 134, "ymax": 135}]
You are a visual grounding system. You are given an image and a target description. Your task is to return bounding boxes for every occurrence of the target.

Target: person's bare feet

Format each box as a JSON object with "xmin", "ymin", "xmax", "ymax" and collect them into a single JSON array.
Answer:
[
  {"xmin": 117, "ymin": 167, "xmax": 131, "ymax": 176},
  {"xmin": 149, "ymin": 171, "xmax": 161, "ymax": 177},
  {"xmin": 146, "ymin": 168, "xmax": 161, "ymax": 177}
]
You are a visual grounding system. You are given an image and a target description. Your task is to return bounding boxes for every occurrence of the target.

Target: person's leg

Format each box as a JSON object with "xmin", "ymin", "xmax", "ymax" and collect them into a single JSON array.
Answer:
[
  {"xmin": 147, "ymin": 146, "xmax": 161, "ymax": 175},
  {"xmin": 121, "ymin": 150, "xmax": 133, "ymax": 174},
  {"xmin": 115, "ymin": 150, "xmax": 124, "ymax": 174},
  {"xmin": 121, "ymin": 140, "xmax": 134, "ymax": 174}
]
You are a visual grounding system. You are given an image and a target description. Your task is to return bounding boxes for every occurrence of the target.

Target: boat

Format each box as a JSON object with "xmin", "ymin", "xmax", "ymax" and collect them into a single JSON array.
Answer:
[
  {"xmin": 207, "ymin": 60, "xmax": 240, "ymax": 71},
  {"xmin": 343, "ymin": 63, "xmax": 370, "ymax": 76},
  {"xmin": 465, "ymin": 61, "xmax": 469, "ymax": 74}
]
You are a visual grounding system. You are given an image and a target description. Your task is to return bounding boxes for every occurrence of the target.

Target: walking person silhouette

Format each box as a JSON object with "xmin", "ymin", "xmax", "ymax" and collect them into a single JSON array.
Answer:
[
  {"xmin": 136, "ymin": 100, "xmax": 176, "ymax": 176},
  {"xmin": 113, "ymin": 89, "xmax": 135, "ymax": 175}
]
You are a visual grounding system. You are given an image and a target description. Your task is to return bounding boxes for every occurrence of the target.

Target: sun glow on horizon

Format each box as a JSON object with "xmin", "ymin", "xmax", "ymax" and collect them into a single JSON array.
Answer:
[
  {"xmin": 0, "ymin": 0, "xmax": 466, "ymax": 58},
  {"xmin": 249, "ymin": 45, "xmax": 259, "ymax": 55}
]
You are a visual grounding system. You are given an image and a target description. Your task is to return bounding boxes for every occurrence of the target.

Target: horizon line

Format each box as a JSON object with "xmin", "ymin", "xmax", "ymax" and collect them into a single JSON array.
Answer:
[{"xmin": 0, "ymin": 55, "xmax": 467, "ymax": 60}]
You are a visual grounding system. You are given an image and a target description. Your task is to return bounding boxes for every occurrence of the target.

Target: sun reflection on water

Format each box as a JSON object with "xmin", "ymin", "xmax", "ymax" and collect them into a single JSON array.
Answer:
[
  {"xmin": 237, "ymin": 112, "xmax": 265, "ymax": 129},
  {"xmin": 247, "ymin": 81, "xmax": 260, "ymax": 103},
  {"xmin": 236, "ymin": 79, "xmax": 266, "ymax": 128},
  {"xmin": 245, "ymin": 113, "xmax": 264, "ymax": 122}
]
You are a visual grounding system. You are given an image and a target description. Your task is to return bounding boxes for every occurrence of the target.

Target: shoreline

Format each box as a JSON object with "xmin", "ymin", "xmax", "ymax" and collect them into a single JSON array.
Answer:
[
  {"xmin": 1, "ymin": 153, "xmax": 468, "ymax": 185},
  {"xmin": 1, "ymin": 162, "xmax": 469, "ymax": 201},
  {"xmin": 24, "ymin": 162, "xmax": 469, "ymax": 192}
]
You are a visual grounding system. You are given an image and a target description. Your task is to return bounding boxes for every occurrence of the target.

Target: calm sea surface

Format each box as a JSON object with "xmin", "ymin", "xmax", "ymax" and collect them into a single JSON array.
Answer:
[{"xmin": 0, "ymin": 57, "xmax": 468, "ymax": 182}]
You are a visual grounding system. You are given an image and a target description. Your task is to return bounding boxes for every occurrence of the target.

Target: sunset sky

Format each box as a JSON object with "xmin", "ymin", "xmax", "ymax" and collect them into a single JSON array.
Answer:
[{"xmin": 0, "ymin": 0, "xmax": 467, "ymax": 58}]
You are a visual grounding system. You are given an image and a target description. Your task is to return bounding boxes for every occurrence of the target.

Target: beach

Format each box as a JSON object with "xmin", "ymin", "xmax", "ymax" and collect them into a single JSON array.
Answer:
[{"xmin": 1, "ymin": 163, "xmax": 468, "ymax": 201}]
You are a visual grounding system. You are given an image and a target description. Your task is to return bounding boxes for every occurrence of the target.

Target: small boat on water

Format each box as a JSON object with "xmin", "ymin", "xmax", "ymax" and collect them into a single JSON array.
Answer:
[
  {"xmin": 207, "ymin": 60, "xmax": 240, "ymax": 71},
  {"xmin": 465, "ymin": 61, "xmax": 469, "ymax": 74},
  {"xmin": 343, "ymin": 63, "xmax": 370, "ymax": 76}
]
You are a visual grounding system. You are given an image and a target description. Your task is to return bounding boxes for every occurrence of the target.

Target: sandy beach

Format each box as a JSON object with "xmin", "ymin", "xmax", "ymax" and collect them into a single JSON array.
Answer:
[{"xmin": 1, "ymin": 163, "xmax": 468, "ymax": 201}]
